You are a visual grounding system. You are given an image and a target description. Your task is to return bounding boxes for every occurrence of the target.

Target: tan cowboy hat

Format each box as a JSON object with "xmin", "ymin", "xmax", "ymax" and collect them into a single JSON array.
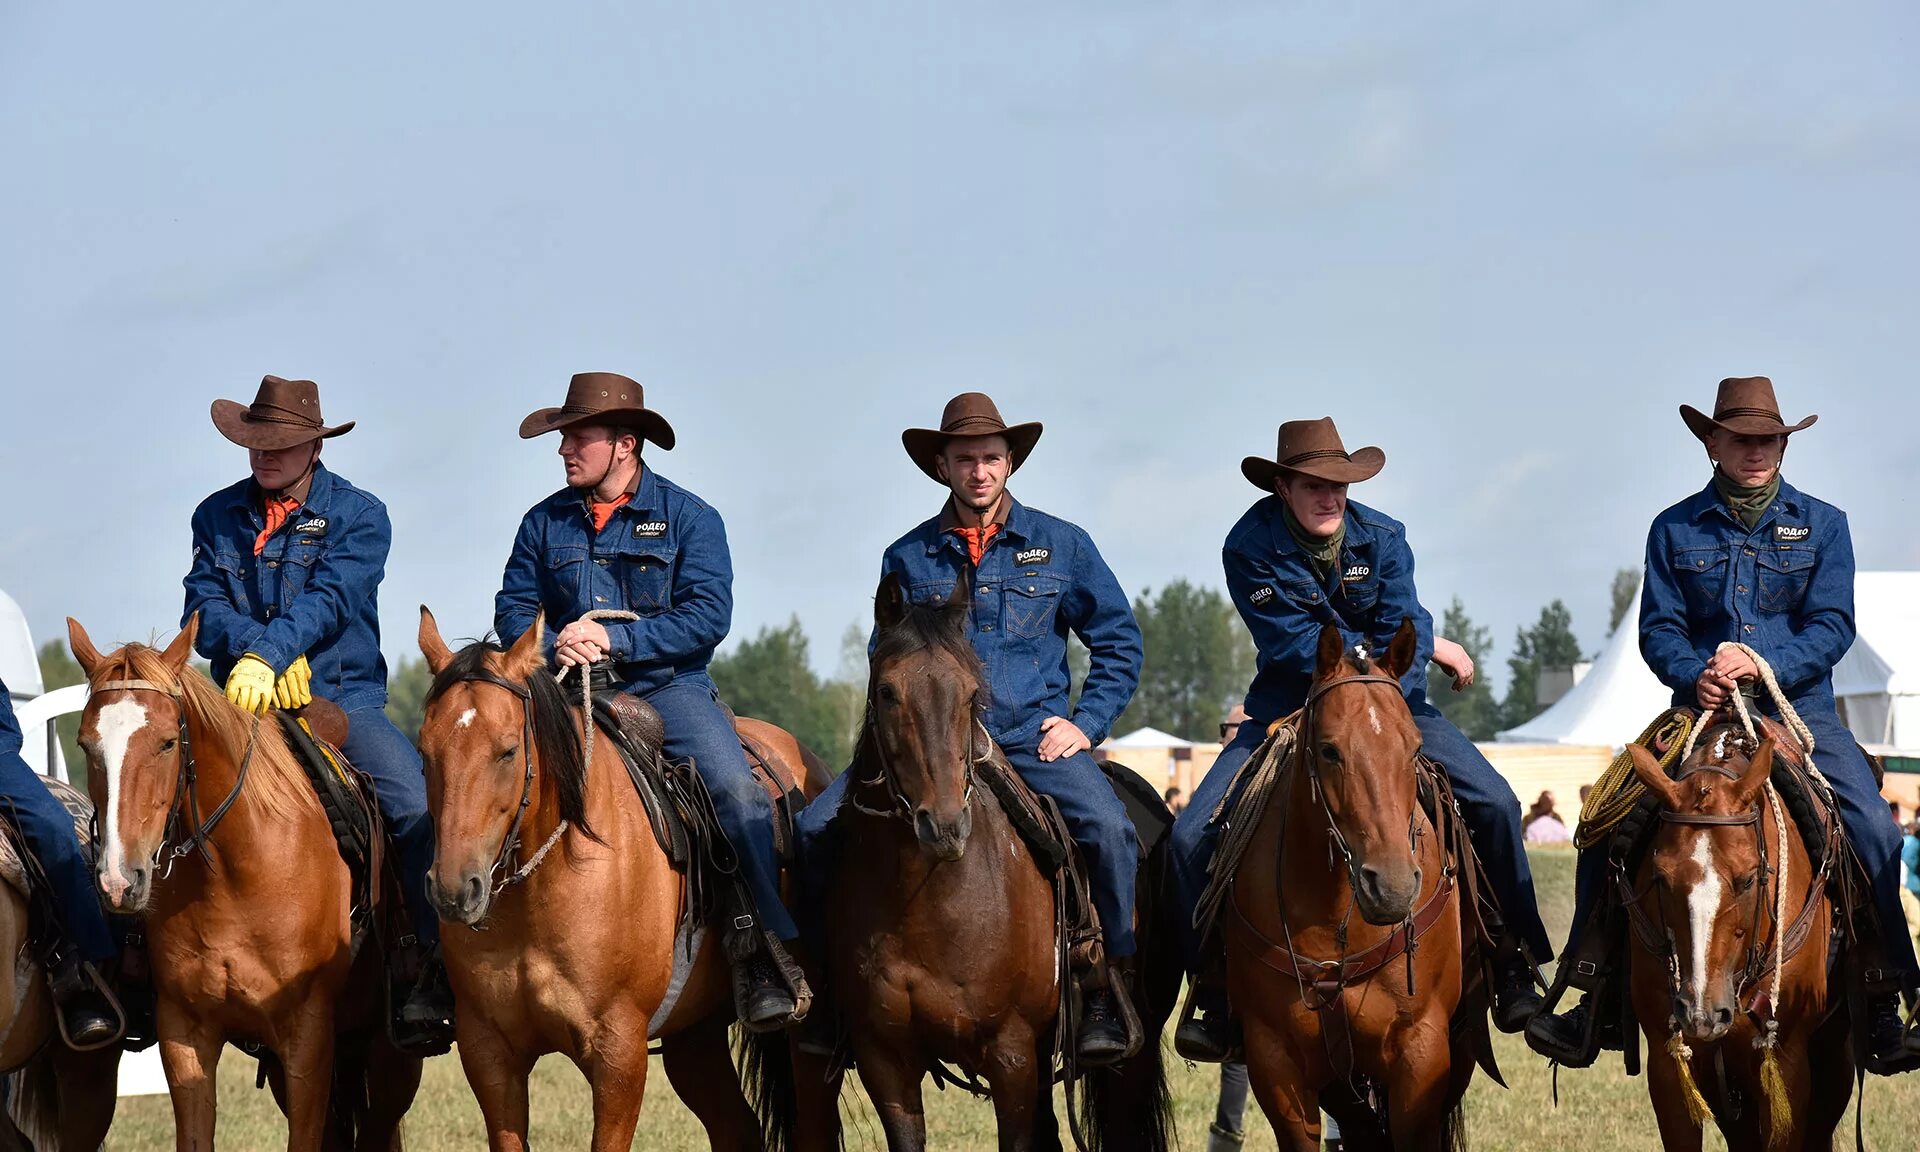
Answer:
[
  {"xmin": 901, "ymin": 392, "xmax": 1043, "ymax": 483},
  {"xmin": 1680, "ymin": 376, "xmax": 1817, "ymax": 442},
  {"xmin": 211, "ymin": 376, "xmax": 354, "ymax": 451},
  {"xmin": 518, "ymin": 372, "xmax": 676, "ymax": 449},
  {"xmin": 1241, "ymin": 417, "xmax": 1385, "ymax": 491}
]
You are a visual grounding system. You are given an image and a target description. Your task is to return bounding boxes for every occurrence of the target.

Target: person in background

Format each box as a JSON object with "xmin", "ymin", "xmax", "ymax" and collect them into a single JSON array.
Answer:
[
  {"xmin": 1524, "ymin": 790, "xmax": 1571, "ymax": 844},
  {"xmin": 1898, "ymin": 804, "xmax": 1920, "ymax": 949},
  {"xmin": 1164, "ymin": 786, "xmax": 1186, "ymax": 816}
]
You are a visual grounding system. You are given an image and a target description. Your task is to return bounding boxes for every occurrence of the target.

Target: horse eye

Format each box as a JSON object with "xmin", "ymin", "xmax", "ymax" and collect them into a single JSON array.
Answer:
[
  {"xmin": 497, "ymin": 746, "xmax": 519, "ymax": 764},
  {"xmin": 1734, "ymin": 870, "xmax": 1761, "ymax": 894},
  {"xmin": 160, "ymin": 738, "xmax": 177, "ymax": 753},
  {"xmin": 877, "ymin": 684, "xmax": 900, "ymax": 706},
  {"xmin": 1319, "ymin": 743, "xmax": 1341, "ymax": 763}
]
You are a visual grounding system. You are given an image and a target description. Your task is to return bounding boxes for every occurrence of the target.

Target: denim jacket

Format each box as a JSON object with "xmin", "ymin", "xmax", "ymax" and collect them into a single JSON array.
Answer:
[
  {"xmin": 1223, "ymin": 496, "xmax": 1433, "ymax": 724},
  {"xmin": 495, "ymin": 467, "xmax": 730, "ymax": 696},
  {"xmin": 182, "ymin": 463, "xmax": 392, "ymax": 712},
  {"xmin": 878, "ymin": 497, "xmax": 1142, "ymax": 748},
  {"xmin": 1640, "ymin": 478, "xmax": 1853, "ymax": 708}
]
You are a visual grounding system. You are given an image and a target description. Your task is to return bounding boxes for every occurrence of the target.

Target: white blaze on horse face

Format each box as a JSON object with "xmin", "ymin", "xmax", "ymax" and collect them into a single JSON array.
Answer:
[
  {"xmin": 456, "ymin": 708, "xmax": 477, "ymax": 729},
  {"xmin": 94, "ymin": 698, "xmax": 149, "ymax": 903},
  {"xmin": 1686, "ymin": 831, "xmax": 1722, "ymax": 1006},
  {"xmin": 1367, "ymin": 704, "xmax": 1383, "ymax": 736}
]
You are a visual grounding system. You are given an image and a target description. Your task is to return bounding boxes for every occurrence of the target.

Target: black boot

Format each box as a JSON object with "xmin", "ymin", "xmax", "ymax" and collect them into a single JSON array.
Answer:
[
  {"xmin": 1864, "ymin": 991, "xmax": 1920, "ymax": 1076},
  {"xmin": 1490, "ymin": 946, "xmax": 1543, "ymax": 1034},
  {"xmin": 393, "ymin": 952, "xmax": 456, "ymax": 1057},
  {"xmin": 739, "ymin": 950, "xmax": 797, "ymax": 1032},
  {"xmin": 48, "ymin": 956, "xmax": 121, "ymax": 1052},
  {"xmin": 1525, "ymin": 993, "xmax": 1600, "ymax": 1068},
  {"xmin": 1175, "ymin": 976, "xmax": 1239, "ymax": 1063},
  {"xmin": 1076, "ymin": 980, "xmax": 1131, "ymax": 1066}
]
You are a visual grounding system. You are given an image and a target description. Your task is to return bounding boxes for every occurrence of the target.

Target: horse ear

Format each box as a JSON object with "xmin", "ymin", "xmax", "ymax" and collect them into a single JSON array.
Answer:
[
  {"xmin": 503, "ymin": 612, "xmax": 547, "ymax": 681},
  {"xmin": 67, "ymin": 618, "xmax": 104, "ymax": 678},
  {"xmin": 1385, "ymin": 617, "xmax": 1419, "ymax": 681},
  {"xmin": 1735, "ymin": 737, "xmax": 1776, "ymax": 804},
  {"xmin": 948, "ymin": 566, "xmax": 971, "ymax": 609},
  {"xmin": 419, "ymin": 606, "xmax": 455, "ymax": 675},
  {"xmin": 1314, "ymin": 622, "xmax": 1346, "ymax": 682},
  {"xmin": 161, "ymin": 613, "xmax": 199, "ymax": 672},
  {"xmin": 876, "ymin": 572, "xmax": 908, "ymax": 632},
  {"xmin": 1628, "ymin": 741, "xmax": 1684, "ymax": 810}
]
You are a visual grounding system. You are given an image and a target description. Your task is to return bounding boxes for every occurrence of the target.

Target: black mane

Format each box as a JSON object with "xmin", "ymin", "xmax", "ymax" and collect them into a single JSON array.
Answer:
[{"xmin": 856, "ymin": 595, "xmax": 988, "ymax": 766}]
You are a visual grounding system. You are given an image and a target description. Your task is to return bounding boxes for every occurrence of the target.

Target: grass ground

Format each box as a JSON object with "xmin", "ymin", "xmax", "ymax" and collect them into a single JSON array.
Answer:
[{"xmin": 106, "ymin": 848, "xmax": 1920, "ymax": 1149}]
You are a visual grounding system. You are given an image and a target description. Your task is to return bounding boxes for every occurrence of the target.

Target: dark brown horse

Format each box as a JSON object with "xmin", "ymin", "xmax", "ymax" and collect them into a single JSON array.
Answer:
[
  {"xmin": 813, "ymin": 575, "xmax": 1175, "ymax": 1152},
  {"xmin": 1623, "ymin": 723, "xmax": 1852, "ymax": 1151},
  {"xmin": 67, "ymin": 616, "xmax": 420, "ymax": 1150},
  {"xmin": 1224, "ymin": 621, "xmax": 1477, "ymax": 1152},
  {"xmin": 416, "ymin": 608, "xmax": 838, "ymax": 1152}
]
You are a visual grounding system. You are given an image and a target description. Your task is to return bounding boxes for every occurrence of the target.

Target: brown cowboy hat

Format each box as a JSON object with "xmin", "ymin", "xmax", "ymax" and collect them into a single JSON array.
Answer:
[
  {"xmin": 1241, "ymin": 417, "xmax": 1385, "ymax": 490},
  {"xmin": 518, "ymin": 372, "xmax": 676, "ymax": 449},
  {"xmin": 1680, "ymin": 376, "xmax": 1817, "ymax": 442},
  {"xmin": 210, "ymin": 376, "xmax": 354, "ymax": 451},
  {"xmin": 901, "ymin": 392, "xmax": 1043, "ymax": 483}
]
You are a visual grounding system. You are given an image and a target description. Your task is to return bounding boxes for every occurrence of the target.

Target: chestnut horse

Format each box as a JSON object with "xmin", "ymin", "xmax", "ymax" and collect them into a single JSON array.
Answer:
[
  {"xmin": 813, "ymin": 575, "xmax": 1176, "ymax": 1152},
  {"xmin": 1622, "ymin": 722, "xmax": 1852, "ymax": 1151},
  {"xmin": 415, "ymin": 609, "xmax": 837, "ymax": 1152},
  {"xmin": 1225, "ymin": 621, "xmax": 1477, "ymax": 1152},
  {"xmin": 67, "ymin": 616, "xmax": 420, "ymax": 1151},
  {"xmin": 0, "ymin": 791, "xmax": 122, "ymax": 1151}
]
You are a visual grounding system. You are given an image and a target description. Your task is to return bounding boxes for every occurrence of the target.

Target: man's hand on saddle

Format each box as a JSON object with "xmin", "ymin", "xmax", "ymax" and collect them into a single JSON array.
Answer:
[
  {"xmin": 1430, "ymin": 635, "xmax": 1474, "ymax": 693},
  {"xmin": 554, "ymin": 619, "xmax": 612, "ymax": 668},
  {"xmin": 1037, "ymin": 716, "xmax": 1091, "ymax": 762}
]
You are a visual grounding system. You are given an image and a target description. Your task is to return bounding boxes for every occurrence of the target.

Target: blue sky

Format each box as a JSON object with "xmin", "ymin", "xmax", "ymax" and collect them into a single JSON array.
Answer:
[{"xmin": 3, "ymin": 2, "xmax": 1916, "ymax": 691}]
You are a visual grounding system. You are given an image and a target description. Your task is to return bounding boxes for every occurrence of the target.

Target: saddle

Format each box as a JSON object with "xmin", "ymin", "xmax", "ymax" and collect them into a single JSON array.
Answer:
[{"xmin": 0, "ymin": 775, "xmax": 95, "ymax": 902}]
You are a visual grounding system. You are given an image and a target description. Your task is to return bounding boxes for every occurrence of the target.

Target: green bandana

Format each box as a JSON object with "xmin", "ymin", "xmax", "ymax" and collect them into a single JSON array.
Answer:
[
  {"xmin": 1713, "ymin": 468, "xmax": 1781, "ymax": 530},
  {"xmin": 1283, "ymin": 505, "xmax": 1346, "ymax": 580}
]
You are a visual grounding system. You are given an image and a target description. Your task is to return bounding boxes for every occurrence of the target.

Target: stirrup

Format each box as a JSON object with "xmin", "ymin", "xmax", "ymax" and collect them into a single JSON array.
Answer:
[{"xmin": 51, "ymin": 960, "xmax": 129, "ymax": 1053}]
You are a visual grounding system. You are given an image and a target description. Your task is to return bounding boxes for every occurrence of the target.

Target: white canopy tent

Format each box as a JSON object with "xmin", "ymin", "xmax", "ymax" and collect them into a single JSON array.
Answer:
[
  {"xmin": 1497, "ymin": 586, "xmax": 1671, "ymax": 747},
  {"xmin": 1104, "ymin": 726, "xmax": 1195, "ymax": 750}
]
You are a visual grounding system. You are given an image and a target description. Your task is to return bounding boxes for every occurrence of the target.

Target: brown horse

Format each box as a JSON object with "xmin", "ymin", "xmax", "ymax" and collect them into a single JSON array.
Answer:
[
  {"xmin": 0, "ymin": 806, "xmax": 122, "ymax": 1151},
  {"xmin": 1623, "ymin": 723, "xmax": 1852, "ymax": 1151},
  {"xmin": 67, "ymin": 616, "xmax": 421, "ymax": 1151},
  {"xmin": 1225, "ymin": 620, "xmax": 1477, "ymax": 1152},
  {"xmin": 813, "ymin": 575, "xmax": 1176, "ymax": 1152},
  {"xmin": 415, "ymin": 608, "xmax": 837, "ymax": 1152}
]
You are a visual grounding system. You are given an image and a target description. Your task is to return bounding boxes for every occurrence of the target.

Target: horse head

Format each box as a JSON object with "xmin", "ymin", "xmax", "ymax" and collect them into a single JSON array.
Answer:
[
  {"xmin": 1628, "ymin": 728, "xmax": 1777, "ymax": 1044},
  {"xmin": 864, "ymin": 572, "xmax": 984, "ymax": 861},
  {"xmin": 66, "ymin": 615, "xmax": 199, "ymax": 913},
  {"xmin": 417, "ymin": 607, "xmax": 589, "ymax": 926},
  {"xmin": 1299, "ymin": 617, "xmax": 1425, "ymax": 926}
]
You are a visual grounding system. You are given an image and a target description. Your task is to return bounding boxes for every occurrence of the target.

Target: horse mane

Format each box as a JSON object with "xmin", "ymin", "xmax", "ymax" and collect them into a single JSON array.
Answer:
[
  {"xmin": 854, "ymin": 595, "xmax": 987, "ymax": 766},
  {"xmin": 95, "ymin": 645, "xmax": 318, "ymax": 826},
  {"xmin": 426, "ymin": 641, "xmax": 594, "ymax": 838}
]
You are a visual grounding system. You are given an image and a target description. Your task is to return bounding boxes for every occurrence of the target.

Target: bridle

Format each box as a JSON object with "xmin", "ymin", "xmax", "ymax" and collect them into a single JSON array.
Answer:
[
  {"xmin": 1293, "ymin": 672, "xmax": 1422, "ymax": 885},
  {"xmin": 441, "ymin": 669, "xmax": 569, "ymax": 901},
  {"xmin": 848, "ymin": 693, "xmax": 991, "ymax": 825},
  {"xmin": 91, "ymin": 678, "xmax": 259, "ymax": 876}
]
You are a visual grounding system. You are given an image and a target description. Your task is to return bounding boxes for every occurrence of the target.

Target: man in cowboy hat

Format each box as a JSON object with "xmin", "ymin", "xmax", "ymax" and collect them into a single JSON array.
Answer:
[
  {"xmin": 1529, "ymin": 377, "xmax": 1920, "ymax": 1072},
  {"xmin": 1168, "ymin": 417, "xmax": 1551, "ymax": 1061},
  {"xmin": 792, "ymin": 392, "xmax": 1147, "ymax": 1064},
  {"xmin": 495, "ymin": 372, "xmax": 801, "ymax": 1029},
  {"xmin": 182, "ymin": 375, "xmax": 454, "ymax": 1054}
]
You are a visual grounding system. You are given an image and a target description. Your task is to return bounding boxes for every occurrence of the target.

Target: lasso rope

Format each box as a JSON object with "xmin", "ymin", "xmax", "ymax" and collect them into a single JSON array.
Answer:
[{"xmin": 1576, "ymin": 709, "xmax": 1694, "ymax": 849}]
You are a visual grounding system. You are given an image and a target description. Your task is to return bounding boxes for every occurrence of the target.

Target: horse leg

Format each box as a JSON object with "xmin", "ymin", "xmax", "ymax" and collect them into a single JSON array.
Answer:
[
  {"xmin": 1643, "ymin": 1045, "xmax": 1706, "ymax": 1152},
  {"xmin": 1030, "ymin": 1032, "xmax": 1063, "ymax": 1152},
  {"xmin": 1241, "ymin": 1022, "xmax": 1320, "ymax": 1152},
  {"xmin": 852, "ymin": 1038, "xmax": 929, "ymax": 1152},
  {"xmin": 357, "ymin": 1032, "xmax": 424, "ymax": 1151},
  {"xmin": 660, "ymin": 1016, "xmax": 758, "ymax": 1152},
  {"xmin": 789, "ymin": 1044, "xmax": 848, "ymax": 1152},
  {"xmin": 982, "ymin": 1023, "xmax": 1043, "ymax": 1152},
  {"xmin": 47, "ymin": 1042, "xmax": 121, "ymax": 1149},
  {"xmin": 1802, "ymin": 1007, "xmax": 1855, "ymax": 1149},
  {"xmin": 1380, "ymin": 1015, "xmax": 1454, "ymax": 1152},
  {"xmin": 457, "ymin": 1020, "xmax": 534, "ymax": 1152},
  {"xmin": 157, "ymin": 1005, "xmax": 225, "ymax": 1152},
  {"xmin": 279, "ymin": 999, "xmax": 342, "ymax": 1152}
]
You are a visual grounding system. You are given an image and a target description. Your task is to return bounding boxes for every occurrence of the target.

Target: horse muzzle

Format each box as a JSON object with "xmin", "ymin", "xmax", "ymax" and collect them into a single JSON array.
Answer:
[
  {"xmin": 1351, "ymin": 862, "xmax": 1421, "ymax": 926},
  {"xmin": 1674, "ymin": 996, "xmax": 1736, "ymax": 1044},
  {"xmin": 427, "ymin": 870, "xmax": 491, "ymax": 927},
  {"xmin": 914, "ymin": 806, "xmax": 972, "ymax": 862},
  {"xmin": 98, "ymin": 858, "xmax": 152, "ymax": 914}
]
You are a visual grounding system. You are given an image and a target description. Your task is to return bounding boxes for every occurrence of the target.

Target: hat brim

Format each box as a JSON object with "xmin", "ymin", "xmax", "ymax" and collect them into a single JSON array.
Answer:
[
  {"xmin": 1680, "ymin": 405, "xmax": 1817, "ymax": 443},
  {"xmin": 902, "ymin": 421, "xmax": 1043, "ymax": 483},
  {"xmin": 211, "ymin": 399, "xmax": 353, "ymax": 451},
  {"xmin": 518, "ymin": 405, "xmax": 677, "ymax": 450},
  {"xmin": 1241, "ymin": 445, "xmax": 1385, "ymax": 491}
]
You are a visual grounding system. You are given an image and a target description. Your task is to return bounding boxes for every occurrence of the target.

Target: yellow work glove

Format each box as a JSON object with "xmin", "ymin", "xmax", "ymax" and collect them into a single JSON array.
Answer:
[
  {"xmin": 273, "ymin": 654, "xmax": 313, "ymax": 710},
  {"xmin": 224, "ymin": 654, "xmax": 276, "ymax": 716}
]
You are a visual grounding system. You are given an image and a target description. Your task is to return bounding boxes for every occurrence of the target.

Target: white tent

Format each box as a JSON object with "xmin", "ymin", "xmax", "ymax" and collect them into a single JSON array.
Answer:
[
  {"xmin": 1497, "ymin": 586, "xmax": 1671, "ymax": 747},
  {"xmin": 1104, "ymin": 726, "xmax": 1195, "ymax": 750},
  {"xmin": 1832, "ymin": 572, "xmax": 1920, "ymax": 751},
  {"xmin": 0, "ymin": 588, "xmax": 43, "ymax": 697}
]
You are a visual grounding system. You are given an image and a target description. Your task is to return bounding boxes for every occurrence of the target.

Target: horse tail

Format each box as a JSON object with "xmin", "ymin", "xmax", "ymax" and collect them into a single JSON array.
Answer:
[
  {"xmin": 1074, "ymin": 1036, "xmax": 1174, "ymax": 1152},
  {"xmin": 736, "ymin": 1024, "xmax": 801, "ymax": 1152},
  {"xmin": 1437, "ymin": 1099, "xmax": 1469, "ymax": 1152},
  {"xmin": 328, "ymin": 1036, "xmax": 371, "ymax": 1150},
  {"xmin": 5, "ymin": 1057, "xmax": 61, "ymax": 1151}
]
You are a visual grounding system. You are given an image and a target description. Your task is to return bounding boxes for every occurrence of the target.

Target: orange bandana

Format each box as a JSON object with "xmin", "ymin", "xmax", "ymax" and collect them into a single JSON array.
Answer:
[
  {"xmin": 948, "ymin": 522, "xmax": 1002, "ymax": 567},
  {"xmin": 590, "ymin": 492, "xmax": 632, "ymax": 533},
  {"xmin": 254, "ymin": 496, "xmax": 302, "ymax": 555}
]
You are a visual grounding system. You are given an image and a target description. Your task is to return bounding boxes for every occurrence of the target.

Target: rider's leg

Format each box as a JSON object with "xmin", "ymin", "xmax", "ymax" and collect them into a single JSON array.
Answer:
[
  {"xmin": 341, "ymin": 705, "xmax": 453, "ymax": 1053},
  {"xmin": 0, "ymin": 743, "xmax": 119, "ymax": 1047},
  {"xmin": 647, "ymin": 679, "xmax": 798, "ymax": 1028},
  {"xmin": 1170, "ymin": 723, "xmax": 1268, "ymax": 1061},
  {"xmin": 1411, "ymin": 705, "xmax": 1549, "ymax": 1032},
  {"xmin": 789, "ymin": 769, "xmax": 850, "ymax": 1054}
]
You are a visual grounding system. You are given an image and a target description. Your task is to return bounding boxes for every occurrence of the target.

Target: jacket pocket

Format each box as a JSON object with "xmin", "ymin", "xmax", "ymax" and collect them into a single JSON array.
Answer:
[
  {"xmin": 1673, "ymin": 547, "xmax": 1728, "ymax": 617},
  {"xmin": 276, "ymin": 539, "xmax": 325, "ymax": 604},
  {"xmin": 1005, "ymin": 577, "xmax": 1064, "ymax": 639},
  {"xmin": 616, "ymin": 544, "xmax": 676, "ymax": 612},
  {"xmin": 1756, "ymin": 547, "xmax": 1815, "ymax": 614},
  {"xmin": 213, "ymin": 549, "xmax": 251, "ymax": 615},
  {"xmin": 544, "ymin": 546, "xmax": 588, "ymax": 608}
]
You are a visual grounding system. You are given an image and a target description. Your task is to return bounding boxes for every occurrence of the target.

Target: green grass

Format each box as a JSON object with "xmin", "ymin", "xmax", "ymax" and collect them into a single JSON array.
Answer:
[{"xmin": 106, "ymin": 849, "xmax": 1920, "ymax": 1150}]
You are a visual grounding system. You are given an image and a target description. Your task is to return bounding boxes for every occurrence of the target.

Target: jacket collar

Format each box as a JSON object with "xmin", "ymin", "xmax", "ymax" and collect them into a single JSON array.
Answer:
[
  {"xmin": 1685, "ymin": 477, "xmax": 1806, "ymax": 526},
  {"xmin": 927, "ymin": 493, "xmax": 1029, "ymax": 554},
  {"xmin": 1263, "ymin": 495, "xmax": 1375, "ymax": 559},
  {"xmin": 232, "ymin": 461, "xmax": 335, "ymax": 516}
]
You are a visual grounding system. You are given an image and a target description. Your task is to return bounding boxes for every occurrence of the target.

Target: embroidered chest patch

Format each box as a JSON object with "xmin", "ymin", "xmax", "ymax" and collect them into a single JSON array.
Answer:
[
  {"xmin": 1342, "ymin": 564, "xmax": 1371, "ymax": 583},
  {"xmin": 1248, "ymin": 586, "xmax": 1276, "ymax": 607},
  {"xmin": 1015, "ymin": 547, "xmax": 1051, "ymax": 566},
  {"xmin": 293, "ymin": 517, "xmax": 328, "ymax": 536},
  {"xmin": 1773, "ymin": 524, "xmax": 1810, "ymax": 543},
  {"xmin": 633, "ymin": 521, "xmax": 668, "ymax": 538}
]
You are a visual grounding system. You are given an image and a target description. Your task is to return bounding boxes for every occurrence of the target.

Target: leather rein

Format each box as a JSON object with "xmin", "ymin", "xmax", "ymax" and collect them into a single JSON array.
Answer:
[{"xmin": 91, "ymin": 678, "xmax": 259, "ymax": 876}]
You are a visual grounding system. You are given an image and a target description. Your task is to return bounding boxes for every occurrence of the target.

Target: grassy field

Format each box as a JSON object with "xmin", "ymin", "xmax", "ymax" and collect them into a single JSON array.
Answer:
[{"xmin": 107, "ymin": 848, "xmax": 1920, "ymax": 1149}]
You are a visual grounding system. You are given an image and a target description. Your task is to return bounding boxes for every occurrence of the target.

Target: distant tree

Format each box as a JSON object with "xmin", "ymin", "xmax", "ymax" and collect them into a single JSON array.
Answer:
[
  {"xmin": 1067, "ymin": 635, "xmax": 1091, "ymax": 712},
  {"xmin": 1498, "ymin": 600, "xmax": 1582, "ymax": 731},
  {"xmin": 1433, "ymin": 598, "xmax": 1500, "ymax": 741},
  {"xmin": 1608, "ymin": 568, "xmax": 1641, "ymax": 637},
  {"xmin": 386, "ymin": 656, "xmax": 433, "ymax": 744},
  {"xmin": 35, "ymin": 639, "xmax": 87, "ymax": 788},
  {"xmin": 1114, "ymin": 581, "xmax": 1255, "ymax": 742},
  {"xmin": 710, "ymin": 617, "xmax": 854, "ymax": 770}
]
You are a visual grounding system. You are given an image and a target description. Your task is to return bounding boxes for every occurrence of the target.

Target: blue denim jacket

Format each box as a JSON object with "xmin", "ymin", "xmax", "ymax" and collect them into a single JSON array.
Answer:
[
  {"xmin": 0, "ymin": 676, "xmax": 22, "ymax": 759},
  {"xmin": 495, "ymin": 467, "xmax": 730, "ymax": 696},
  {"xmin": 1224, "ymin": 496, "xmax": 1433, "ymax": 724},
  {"xmin": 1641, "ymin": 479, "xmax": 1853, "ymax": 709},
  {"xmin": 879, "ymin": 497, "xmax": 1142, "ymax": 748},
  {"xmin": 182, "ymin": 463, "xmax": 392, "ymax": 712}
]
